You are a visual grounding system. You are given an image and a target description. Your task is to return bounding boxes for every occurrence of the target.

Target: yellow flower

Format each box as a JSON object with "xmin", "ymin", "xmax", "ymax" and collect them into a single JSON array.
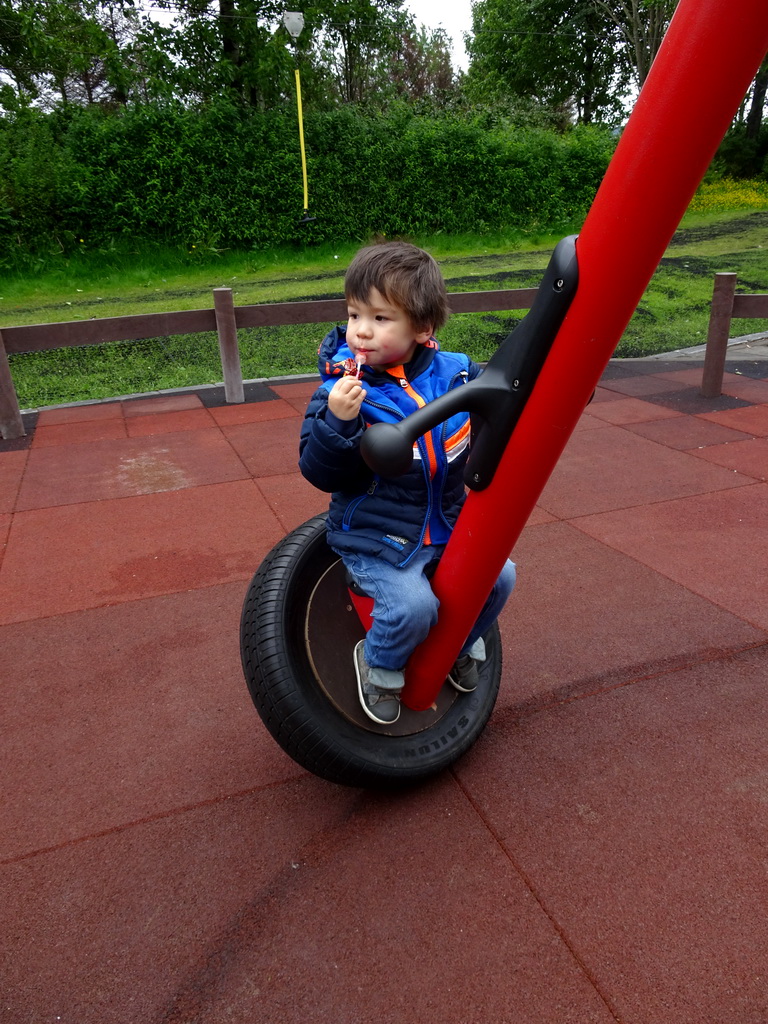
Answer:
[{"xmin": 688, "ymin": 177, "xmax": 768, "ymax": 213}]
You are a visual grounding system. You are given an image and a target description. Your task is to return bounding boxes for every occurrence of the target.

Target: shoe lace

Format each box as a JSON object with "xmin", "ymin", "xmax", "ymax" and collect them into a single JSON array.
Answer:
[{"xmin": 371, "ymin": 690, "xmax": 400, "ymax": 704}]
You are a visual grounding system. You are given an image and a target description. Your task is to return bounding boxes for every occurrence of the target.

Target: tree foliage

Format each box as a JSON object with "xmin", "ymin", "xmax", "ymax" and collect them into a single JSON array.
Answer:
[
  {"xmin": 0, "ymin": 0, "xmax": 460, "ymax": 111},
  {"xmin": 465, "ymin": 0, "xmax": 632, "ymax": 124},
  {"xmin": 0, "ymin": 0, "xmax": 142, "ymax": 107},
  {"xmin": 0, "ymin": 102, "xmax": 617, "ymax": 268},
  {"xmin": 745, "ymin": 56, "xmax": 768, "ymax": 141},
  {"xmin": 592, "ymin": 0, "xmax": 675, "ymax": 86}
]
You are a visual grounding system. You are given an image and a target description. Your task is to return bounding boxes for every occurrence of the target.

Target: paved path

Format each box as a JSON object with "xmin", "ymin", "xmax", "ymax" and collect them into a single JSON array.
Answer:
[{"xmin": 2, "ymin": 346, "xmax": 767, "ymax": 1023}]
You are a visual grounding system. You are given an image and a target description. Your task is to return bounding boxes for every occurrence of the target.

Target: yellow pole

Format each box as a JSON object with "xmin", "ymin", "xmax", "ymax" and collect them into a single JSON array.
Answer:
[{"xmin": 294, "ymin": 68, "xmax": 309, "ymax": 212}]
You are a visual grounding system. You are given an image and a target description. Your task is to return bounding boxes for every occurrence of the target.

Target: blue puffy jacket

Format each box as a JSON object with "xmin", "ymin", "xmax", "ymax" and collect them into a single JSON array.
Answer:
[{"xmin": 299, "ymin": 325, "xmax": 481, "ymax": 567}]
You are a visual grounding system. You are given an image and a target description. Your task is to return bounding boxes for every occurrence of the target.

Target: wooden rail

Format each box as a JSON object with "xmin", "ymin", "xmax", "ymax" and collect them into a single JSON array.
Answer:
[
  {"xmin": 701, "ymin": 273, "xmax": 768, "ymax": 397},
  {"xmin": 0, "ymin": 288, "xmax": 537, "ymax": 440},
  {"xmin": 2, "ymin": 276, "xmax": 765, "ymax": 440}
]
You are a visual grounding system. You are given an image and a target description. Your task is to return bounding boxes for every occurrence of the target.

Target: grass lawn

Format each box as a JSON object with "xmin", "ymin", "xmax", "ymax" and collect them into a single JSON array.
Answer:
[{"xmin": 2, "ymin": 182, "xmax": 767, "ymax": 409}]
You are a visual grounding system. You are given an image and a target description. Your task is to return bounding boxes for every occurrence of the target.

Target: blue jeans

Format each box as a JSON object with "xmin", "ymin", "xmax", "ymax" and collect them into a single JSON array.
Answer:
[{"xmin": 342, "ymin": 546, "xmax": 516, "ymax": 678}]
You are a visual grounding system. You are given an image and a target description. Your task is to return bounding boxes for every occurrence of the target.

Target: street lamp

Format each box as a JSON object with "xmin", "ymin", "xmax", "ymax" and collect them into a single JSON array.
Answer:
[{"xmin": 283, "ymin": 12, "xmax": 315, "ymax": 223}]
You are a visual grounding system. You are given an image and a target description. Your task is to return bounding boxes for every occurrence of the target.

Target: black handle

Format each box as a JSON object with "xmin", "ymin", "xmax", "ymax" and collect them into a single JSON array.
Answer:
[{"xmin": 360, "ymin": 235, "xmax": 579, "ymax": 490}]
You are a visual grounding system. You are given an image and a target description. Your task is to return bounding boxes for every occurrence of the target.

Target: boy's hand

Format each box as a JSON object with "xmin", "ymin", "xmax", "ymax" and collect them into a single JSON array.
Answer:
[{"xmin": 328, "ymin": 376, "xmax": 365, "ymax": 421}]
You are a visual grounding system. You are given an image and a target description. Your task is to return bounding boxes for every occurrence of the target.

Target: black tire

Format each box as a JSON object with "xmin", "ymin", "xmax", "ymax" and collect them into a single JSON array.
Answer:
[{"xmin": 240, "ymin": 515, "xmax": 502, "ymax": 788}]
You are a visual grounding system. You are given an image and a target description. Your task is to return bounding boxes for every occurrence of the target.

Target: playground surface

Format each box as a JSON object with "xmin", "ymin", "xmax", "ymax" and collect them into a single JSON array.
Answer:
[{"xmin": 2, "ymin": 338, "xmax": 768, "ymax": 1023}]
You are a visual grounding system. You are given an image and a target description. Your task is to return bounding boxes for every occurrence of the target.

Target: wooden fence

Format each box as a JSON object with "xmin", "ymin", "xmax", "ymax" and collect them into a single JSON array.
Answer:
[
  {"xmin": 0, "ymin": 286, "xmax": 536, "ymax": 441},
  {"xmin": 700, "ymin": 273, "xmax": 768, "ymax": 397},
  {"xmin": 1, "ymin": 275, "xmax": 766, "ymax": 441}
]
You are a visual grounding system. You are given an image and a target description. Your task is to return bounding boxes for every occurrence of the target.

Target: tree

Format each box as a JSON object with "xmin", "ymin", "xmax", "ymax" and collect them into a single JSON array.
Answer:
[
  {"xmin": 112, "ymin": 0, "xmax": 417, "ymax": 109},
  {"xmin": 0, "ymin": 0, "xmax": 40, "ymax": 101},
  {"xmin": 311, "ymin": 0, "xmax": 410, "ymax": 105},
  {"xmin": 0, "ymin": 0, "xmax": 461, "ymax": 112},
  {"xmin": 465, "ymin": 0, "xmax": 631, "ymax": 124},
  {"xmin": 592, "ymin": 0, "xmax": 675, "ymax": 87},
  {"xmin": 0, "ymin": 0, "xmax": 157, "ymax": 110},
  {"xmin": 745, "ymin": 56, "xmax": 768, "ymax": 141},
  {"xmin": 136, "ymin": 0, "xmax": 300, "ymax": 107},
  {"xmin": 390, "ymin": 25, "xmax": 456, "ymax": 104}
]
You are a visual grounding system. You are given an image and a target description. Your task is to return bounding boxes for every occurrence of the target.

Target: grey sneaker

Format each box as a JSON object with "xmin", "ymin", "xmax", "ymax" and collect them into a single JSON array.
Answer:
[
  {"xmin": 447, "ymin": 654, "xmax": 479, "ymax": 693},
  {"xmin": 448, "ymin": 637, "xmax": 486, "ymax": 693},
  {"xmin": 353, "ymin": 641, "xmax": 401, "ymax": 725}
]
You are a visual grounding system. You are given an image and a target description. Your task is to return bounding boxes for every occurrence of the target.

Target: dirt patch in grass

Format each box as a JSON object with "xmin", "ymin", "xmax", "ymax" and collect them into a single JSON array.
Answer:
[{"xmin": 668, "ymin": 211, "xmax": 768, "ymax": 247}]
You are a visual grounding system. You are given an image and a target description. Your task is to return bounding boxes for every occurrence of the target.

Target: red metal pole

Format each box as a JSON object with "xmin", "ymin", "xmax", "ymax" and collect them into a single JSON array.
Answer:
[{"xmin": 402, "ymin": 0, "xmax": 768, "ymax": 711}]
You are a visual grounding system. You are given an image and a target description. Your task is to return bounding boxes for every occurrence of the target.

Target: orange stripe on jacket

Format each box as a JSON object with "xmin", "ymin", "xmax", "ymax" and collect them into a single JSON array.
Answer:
[{"xmin": 386, "ymin": 366, "xmax": 438, "ymax": 479}]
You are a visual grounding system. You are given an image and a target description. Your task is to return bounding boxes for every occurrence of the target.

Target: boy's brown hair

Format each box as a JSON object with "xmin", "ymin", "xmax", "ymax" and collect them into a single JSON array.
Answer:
[{"xmin": 344, "ymin": 241, "xmax": 449, "ymax": 334}]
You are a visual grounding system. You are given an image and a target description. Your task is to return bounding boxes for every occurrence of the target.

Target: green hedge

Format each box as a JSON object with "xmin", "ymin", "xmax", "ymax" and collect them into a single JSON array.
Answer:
[{"xmin": 0, "ymin": 103, "xmax": 615, "ymax": 268}]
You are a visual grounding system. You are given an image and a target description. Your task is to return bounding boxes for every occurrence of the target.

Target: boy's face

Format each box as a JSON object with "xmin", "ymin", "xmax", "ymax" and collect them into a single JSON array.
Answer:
[{"xmin": 346, "ymin": 288, "xmax": 432, "ymax": 370}]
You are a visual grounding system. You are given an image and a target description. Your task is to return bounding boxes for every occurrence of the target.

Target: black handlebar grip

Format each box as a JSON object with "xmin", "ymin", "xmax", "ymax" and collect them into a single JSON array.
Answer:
[{"xmin": 360, "ymin": 421, "xmax": 414, "ymax": 477}]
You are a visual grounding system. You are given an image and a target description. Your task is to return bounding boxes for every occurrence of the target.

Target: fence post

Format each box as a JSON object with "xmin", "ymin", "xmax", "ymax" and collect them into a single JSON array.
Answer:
[
  {"xmin": 0, "ymin": 330, "xmax": 25, "ymax": 441},
  {"xmin": 701, "ymin": 272, "xmax": 737, "ymax": 398},
  {"xmin": 213, "ymin": 288, "xmax": 245, "ymax": 404}
]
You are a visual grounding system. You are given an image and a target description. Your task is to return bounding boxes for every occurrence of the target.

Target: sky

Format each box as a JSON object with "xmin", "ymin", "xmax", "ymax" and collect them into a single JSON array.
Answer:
[{"xmin": 405, "ymin": 0, "xmax": 474, "ymax": 71}]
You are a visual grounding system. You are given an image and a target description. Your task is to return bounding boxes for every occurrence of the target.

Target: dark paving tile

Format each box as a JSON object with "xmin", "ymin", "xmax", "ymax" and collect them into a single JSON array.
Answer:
[
  {"xmin": 644, "ymin": 386, "xmax": 751, "ymax": 415},
  {"xmin": 0, "ymin": 778, "xmax": 617, "ymax": 1024},
  {"xmin": 601, "ymin": 359, "xmax": 699, "ymax": 380},
  {"xmin": 0, "ymin": 449, "xmax": 27, "ymax": 513},
  {"xmin": 0, "ymin": 412, "xmax": 36, "ymax": 451},
  {"xmin": 15, "ymin": 430, "xmax": 250, "ymax": 511},
  {"xmin": 0, "ymin": 479, "xmax": 284, "ymax": 624},
  {"xmin": 573, "ymin": 482, "xmax": 768, "ymax": 631},
  {"xmin": 722, "ymin": 358, "xmax": 768, "ymax": 380},
  {"xmin": 497, "ymin": 521, "xmax": 765, "ymax": 713},
  {"xmin": 598, "ymin": 374, "xmax": 688, "ymax": 398},
  {"xmin": 459, "ymin": 646, "xmax": 768, "ymax": 1024},
  {"xmin": 691, "ymin": 436, "xmax": 768, "ymax": 480},
  {"xmin": 196, "ymin": 381, "xmax": 282, "ymax": 407},
  {"xmin": 37, "ymin": 402, "xmax": 124, "ymax": 426},
  {"xmin": 0, "ymin": 583, "xmax": 302, "ymax": 860},
  {"xmin": 0, "ymin": 433, "xmax": 33, "ymax": 452},
  {"xmin": 537, "ymin": 424, "xmax": 752, "ymax": 520},
  {"xmin": 622, "ymin": 414, "xmax": 752, "ymax": 450}
]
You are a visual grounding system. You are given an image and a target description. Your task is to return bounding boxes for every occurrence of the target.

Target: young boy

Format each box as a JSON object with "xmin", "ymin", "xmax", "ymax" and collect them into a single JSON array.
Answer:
[{"xmin": 299, "ymin": 241, "xmax": 516, "ymax": 725}]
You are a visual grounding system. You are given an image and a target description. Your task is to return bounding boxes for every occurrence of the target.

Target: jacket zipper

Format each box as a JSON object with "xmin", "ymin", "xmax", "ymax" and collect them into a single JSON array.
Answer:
[
  {"xmin": 395, "ymin": 375, "xmax": 438, "ymax": 480},
  {"xmin": 357, "ymin": 367, "xmax": 468, "ymax": 562},
  {"xmin": 389, "ymin": 370, "xmax": 438, "ymax": 547}
]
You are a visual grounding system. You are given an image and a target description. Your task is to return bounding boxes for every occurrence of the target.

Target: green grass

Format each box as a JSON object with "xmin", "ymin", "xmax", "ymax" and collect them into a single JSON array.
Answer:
[
  {"xmin": 0, "ymin": 227, "xmax": 561, "ymax": 325},
  {"xmin": 619, "ymin": 212, "xmax": 768, "ymax": 357},
  {"xmin": 3, "ymin": 192, "xmax": 767, "ymax": 409}
]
